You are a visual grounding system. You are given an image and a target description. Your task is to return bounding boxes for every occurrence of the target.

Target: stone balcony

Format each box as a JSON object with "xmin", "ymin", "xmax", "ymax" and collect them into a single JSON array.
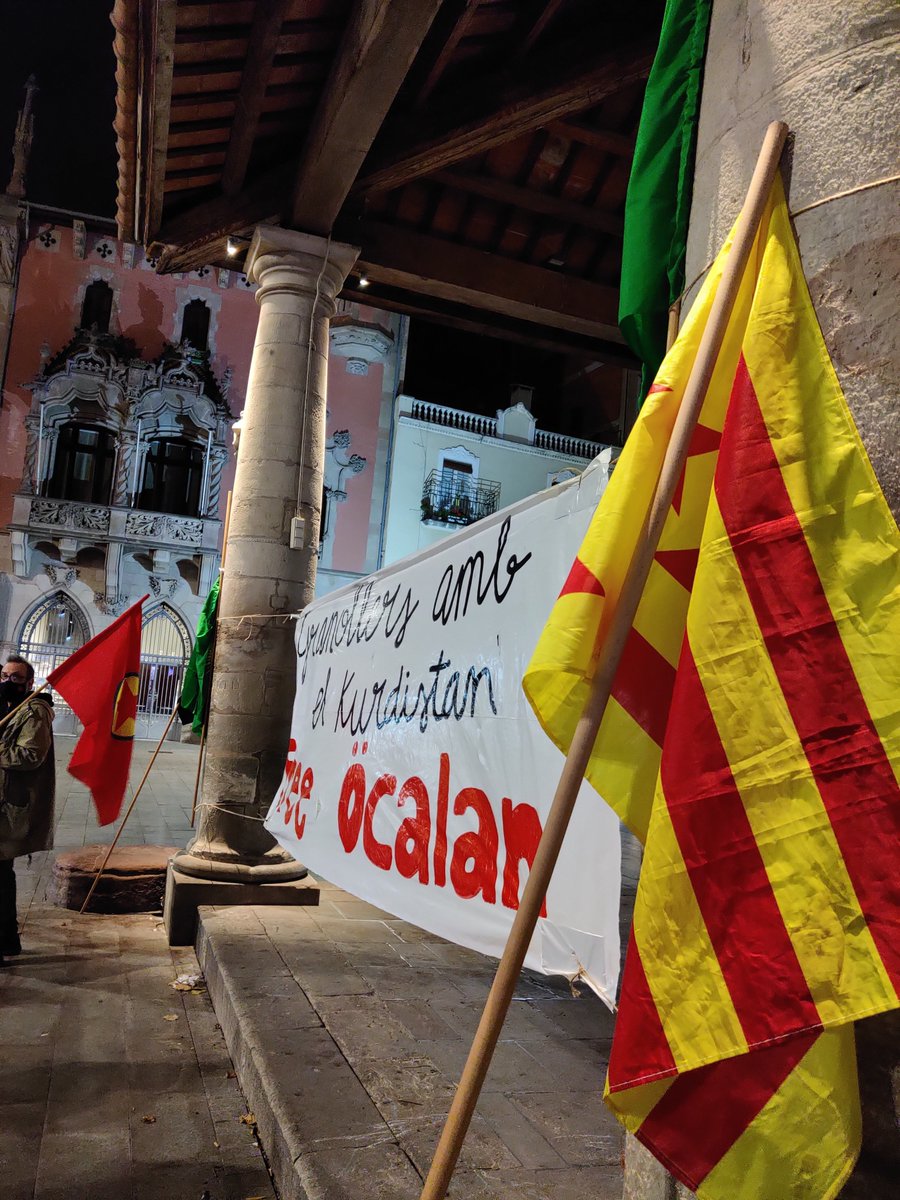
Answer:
[
  {"xmin": 8, "ymin": 492, "xmax": 221, "ymax": 578},
  {"xmin": 401, "ymin": 395, "xmax": 608, "ymax": 461}
]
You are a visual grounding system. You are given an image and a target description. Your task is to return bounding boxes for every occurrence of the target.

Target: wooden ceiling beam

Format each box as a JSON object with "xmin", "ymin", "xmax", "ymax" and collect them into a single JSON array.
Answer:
[
  {"xmin": 549, "ymin": 119, "xmax": 635, "ymax": 157},
  {"xmin": 340, "ymin": 282, "xmax": 637, "ymax": 361},
  {"xmin": 290, "ymin": 0, "xmax": 443, "ymax": 233},
  {"xmin": 515, "ymin": 0, "xmax": 566, "ymax": 58},
  {"xmin": 154, "ymin": 235, "xmax": 234, "ymax": 274},
  {"xmin": 154, "ymin": 161, "xmax": 292, "ymax": 249},
  {"xmin": 430, "ymin": 168, "xmax": 624, "ymax": 237},
  {"xmin": 221, "ymin": 0, "xmax": 292, "ymax": 196},
  {"xmin": 354, "ymin": 221, "xmax": 623, "ymax": 342},
  {"xmin": 355, "ymin": 40, "xmax": 654, "ymax": 196},
  {"xmin": 412, "ymin": 0, "xmax": 481, "ymax": 108},
  {"xmin": 142, "ymin": 0, "xmax": 179, "ymax": 245}
]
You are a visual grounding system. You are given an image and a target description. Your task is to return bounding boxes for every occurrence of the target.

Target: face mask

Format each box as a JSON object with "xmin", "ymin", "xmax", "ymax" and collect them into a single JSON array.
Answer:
[{"xmin": 0, "ymin": 678, "xmax": 27, "ymax": 707}]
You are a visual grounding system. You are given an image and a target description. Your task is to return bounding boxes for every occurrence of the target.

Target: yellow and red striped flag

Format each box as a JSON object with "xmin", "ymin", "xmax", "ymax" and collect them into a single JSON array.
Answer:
[{"xmin": 523, "ymin": 174, "xmax": 900, "ymax": 1199}]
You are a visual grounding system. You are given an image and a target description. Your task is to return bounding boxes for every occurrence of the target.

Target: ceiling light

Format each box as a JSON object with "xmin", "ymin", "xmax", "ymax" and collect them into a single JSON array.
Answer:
[
  {"xmin": 226, "ymin": 236, "xmax": 242, "ymax": 257},
  {"xmin": 358, "ymin": 273, "xmax": 370, "ymax": 289}
]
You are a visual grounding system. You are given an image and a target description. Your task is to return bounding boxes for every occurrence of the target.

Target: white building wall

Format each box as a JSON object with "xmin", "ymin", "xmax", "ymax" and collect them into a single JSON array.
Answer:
[{"xmin": 381, "ymin": 395, "xmax": 613, "ymax": 567}]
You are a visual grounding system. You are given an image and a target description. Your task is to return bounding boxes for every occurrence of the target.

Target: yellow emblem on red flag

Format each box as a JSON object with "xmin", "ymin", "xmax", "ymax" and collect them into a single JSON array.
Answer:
[
  {"xmin": 111, "ymin": 672, "xmax": 140, "ymax": 741},
  {"xmin": 524, "ymin": 176, "xmax": 900, "ymax": 1199}
]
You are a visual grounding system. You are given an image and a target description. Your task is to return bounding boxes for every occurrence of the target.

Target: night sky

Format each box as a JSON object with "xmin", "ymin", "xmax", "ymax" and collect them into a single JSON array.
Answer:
[{"xmin": 0, "ymin": 1, "xmax": 118, "ymax": 217}]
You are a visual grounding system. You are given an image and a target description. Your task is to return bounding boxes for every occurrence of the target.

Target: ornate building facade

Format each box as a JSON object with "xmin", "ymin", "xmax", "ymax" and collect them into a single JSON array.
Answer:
[
  {"xmin": 0, "ymin": 207, "xmax": 401, "ymax": 735},
  {"xmin": 0, "ymin": 81, "xmax": 627, "ymax": 739}
]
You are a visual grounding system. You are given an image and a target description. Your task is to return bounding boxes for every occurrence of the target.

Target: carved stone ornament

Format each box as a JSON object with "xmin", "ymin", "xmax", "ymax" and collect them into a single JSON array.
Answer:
[
  {"xmin": 7, "ymin": 76, "xmax": 37, "ymax": 199},
  {"xmin": 37, "ymin": 225, "xmax": 59, "ymax": 250},
  {"xmin": 124, "ymin": 512, "xmax": 161, "ymax": 538},
  {"xmin": 45, "ymin": 564, "xmax": 78, "ymax": 587},
  {"xmin": 124, "ymin": 511, "xmax": 203, "ymax": 546},
  {"xmin": 149, "ymin": 574, "xmax": 178, "ymax": 599},
  {"xmin": 329, "ymin": 322, "xmax": 393, "ymax": 364},
  {"xmin": 0, "ymin": 224, "xmax": 18, "ymax": 285},
  {"xmin": 30, "ymin": 498, "xmax": 111, "ymax": 533},
  {"xmin": 94, "ymin": 593, "xmax": 130, "ymax": 617},
  {"xmin": 167, "ymin": 516, "xmax": 203, "ymax": 544},
  {"xmin": 72, "ymin": 220, "xmax": 86, "ymax": 261},
  {"xmin": 345, "ymin": 357, "xmax": 369, "ymax": 376}
]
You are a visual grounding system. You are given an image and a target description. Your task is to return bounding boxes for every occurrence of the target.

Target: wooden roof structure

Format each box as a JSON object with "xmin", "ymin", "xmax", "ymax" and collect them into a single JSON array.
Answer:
[{"xmin": 112, "ymin": 0, "xmax": 664, "ymax": 354}]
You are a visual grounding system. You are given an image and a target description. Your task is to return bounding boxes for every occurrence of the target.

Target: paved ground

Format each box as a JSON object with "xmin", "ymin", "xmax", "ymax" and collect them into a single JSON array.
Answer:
[
  {"xmin": 197, "ymin": 895, "xmax": 623, "ymax": 1200},
  {"xmin": 51, "ymin": 734, "xmax": 199, "ymax": 852},
  {"xmin": 2, "ymin": 736, "xmax": 277, "ymax": 1200},
  {"xmin": 3, "ymin": 734, "xmax": 630, "ymax": 1200}
]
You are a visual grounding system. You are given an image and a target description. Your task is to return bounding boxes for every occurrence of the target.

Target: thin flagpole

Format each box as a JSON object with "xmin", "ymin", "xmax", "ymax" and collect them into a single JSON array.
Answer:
[
  {"xmin": 189, "ymin": 719, "xmax": 207, "ymax": 827},
  {"xmin": 419, "ymin": 119, "xmax": 790, "ymax": 1200},
  {"xmin": 78, "ymin": 703, "xmax": 179, "ymax": 915},
  {"xmin": 0, "ymin": 682, "xmax": 50, "ymax": 731},
  {"xmin": 189, "ymin": 488, "xmax": 231, "ymax": 828}
]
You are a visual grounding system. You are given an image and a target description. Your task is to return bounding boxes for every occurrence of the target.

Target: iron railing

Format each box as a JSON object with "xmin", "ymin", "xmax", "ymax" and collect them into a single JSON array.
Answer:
[{"xmin": 421, "ymin": 470, "xmax": 501, "ymax": 528}]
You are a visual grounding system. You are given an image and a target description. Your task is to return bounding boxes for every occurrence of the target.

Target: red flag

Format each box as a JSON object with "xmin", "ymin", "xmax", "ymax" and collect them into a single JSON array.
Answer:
[{"xmin": 48, "ymin": 596, "xmax": 146, "ymax": 825}]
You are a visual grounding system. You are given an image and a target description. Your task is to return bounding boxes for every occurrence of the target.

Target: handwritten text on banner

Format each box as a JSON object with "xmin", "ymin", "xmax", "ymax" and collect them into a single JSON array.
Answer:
[{"xmin": 264, "ymin": 457, "xmax": 622, "ymax": 1003}]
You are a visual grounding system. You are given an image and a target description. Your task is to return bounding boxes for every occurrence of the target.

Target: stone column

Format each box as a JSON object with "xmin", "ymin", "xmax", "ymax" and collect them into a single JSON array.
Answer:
[
  {"xmin": 21, "ymin": 413, "xmax": 40, "ymax": 494},
  {"xmin": 113, "ymin": 429, "xmax": 136, "ymax": 506},
  {"xmin": 624, "ymin": 3, "xmax": 899, "ymax": 1196},
  {"xmin": 0, "ymin": 198, "xmax": 22, "ymax": 395},
  {"xmin": 172, "ymin": 228, "xmax": 358, "ymax": 886},
  {"xmin": 204, "ymin": 445, "xmax": 227, "ymax": 516}
]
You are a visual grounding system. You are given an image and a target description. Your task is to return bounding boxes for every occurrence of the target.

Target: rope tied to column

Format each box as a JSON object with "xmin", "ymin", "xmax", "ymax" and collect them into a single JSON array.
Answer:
[{"xmin": 676, "ymin": 172, "xmax": 900, "ymax": 308}]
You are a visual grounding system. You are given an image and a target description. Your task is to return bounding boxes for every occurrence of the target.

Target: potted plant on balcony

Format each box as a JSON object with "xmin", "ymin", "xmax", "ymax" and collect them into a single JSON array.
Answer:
[{"xmin": 448, "ymin": 493, "xmax": 470, "ymax": 523}]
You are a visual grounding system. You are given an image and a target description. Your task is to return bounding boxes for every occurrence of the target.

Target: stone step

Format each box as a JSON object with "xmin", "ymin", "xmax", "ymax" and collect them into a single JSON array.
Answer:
[{"xmin": 50, "ymin": 844, "xmax": 179, "ymax": 913}]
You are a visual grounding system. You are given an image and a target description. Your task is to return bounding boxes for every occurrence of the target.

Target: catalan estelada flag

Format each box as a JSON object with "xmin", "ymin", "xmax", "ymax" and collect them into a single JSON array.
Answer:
[
  {"xmin": 49, "ymin": 595, "xmax": 147, "ymax": 826},
  {"xmin": 524, "ymin": 175, "xmax": 900, "ymax": 1199}
]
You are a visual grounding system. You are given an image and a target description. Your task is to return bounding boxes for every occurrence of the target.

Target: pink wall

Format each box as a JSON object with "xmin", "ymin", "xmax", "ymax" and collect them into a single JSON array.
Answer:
[
  {"xmin": 0, "ymin": 223, "xmax": 261, "ymax": 534},
  {"xmin": 326, "ymin": 356, "xmax": 386, "ymax": 572},
  {"xmin": 1, "ymin": 222, "xmax": 392, "ymax": 579}
]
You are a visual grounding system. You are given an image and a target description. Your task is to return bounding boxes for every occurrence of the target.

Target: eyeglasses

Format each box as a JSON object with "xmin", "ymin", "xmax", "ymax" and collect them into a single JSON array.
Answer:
[{"xmin": 0, "ymin": 671, "xmax": 28, "ymax": 682}]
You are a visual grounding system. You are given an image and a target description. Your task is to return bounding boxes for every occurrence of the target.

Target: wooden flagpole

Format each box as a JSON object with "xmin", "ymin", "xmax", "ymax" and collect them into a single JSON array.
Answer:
[
  {"xmin": 189, "ymin": 719, "xmax": 207, "ymax": 828},
  {"xmin": 0, "ymin": 682, "xmax": 50, "ymax": 732},
  {"xmin": 78, "ymin": 702, "xmax": 180, "ymax": 914},
  {"xmin": 189, "ymin": 488, "xmax": 231, "ymax": 827},
  {"xmin": 419, "ymin": 119, "xmax": 789, "ymax": 1200}
]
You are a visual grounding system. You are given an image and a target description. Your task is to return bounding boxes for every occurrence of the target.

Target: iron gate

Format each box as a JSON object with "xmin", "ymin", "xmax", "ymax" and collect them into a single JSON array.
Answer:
[{"xmin": 17, "ymin": 593, "xmax": 193, "ymax": 738}]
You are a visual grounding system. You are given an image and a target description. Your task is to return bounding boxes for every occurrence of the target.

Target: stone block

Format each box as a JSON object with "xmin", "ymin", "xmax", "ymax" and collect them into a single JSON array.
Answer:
[
  {"xmin": 163, "ymin": 863, "xmax": 320, "ymax": 946},
  {"xmin": 50, "ymin": 844, "xmax": 180, "ymax": 914}
]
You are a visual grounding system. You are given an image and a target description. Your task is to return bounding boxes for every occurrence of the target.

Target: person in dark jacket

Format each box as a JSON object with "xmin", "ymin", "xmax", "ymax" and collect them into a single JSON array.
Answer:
[{"xmin": 0, "ymin": 655, "xmax": 55, "ymax": 965}]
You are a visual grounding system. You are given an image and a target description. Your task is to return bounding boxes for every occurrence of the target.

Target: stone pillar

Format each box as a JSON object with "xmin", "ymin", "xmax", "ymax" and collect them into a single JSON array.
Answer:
[
  {"xmin": 205, "ymin": 445, "xmax": 227, "ymax": 516},
  {"xmin": 0, "ymin": 196, "xmax": 22, "ymax": 395},
  {"xmin": 21, "ymin": 413, "xmax": 39, "ymax": 493},
  {"xmin": 624, "ymin": 3, "xmax": 899, "ymax": 1196},
  {"xmin": 172, "ymin": 228, "xmax": 358, "ymax": 886},
  {"xmin": 113, "ymin": 429, "xmax": 136, "ymax": 505}
]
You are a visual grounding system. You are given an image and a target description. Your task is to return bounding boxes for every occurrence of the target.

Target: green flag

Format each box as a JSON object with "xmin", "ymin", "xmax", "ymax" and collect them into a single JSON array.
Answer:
[
  {"xmin": 180, "ymin": 576, "xmax": 220, "ymax": 736},
  {"xmin": 618, "ymin": 0, "xmax": 712, "ymax": 396}
]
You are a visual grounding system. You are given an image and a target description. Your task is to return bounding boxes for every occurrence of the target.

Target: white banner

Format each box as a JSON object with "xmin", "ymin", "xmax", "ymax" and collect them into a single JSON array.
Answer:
[{"xmin": 265, "ymin": 457, "xmax": 622, "ymax": 1005}]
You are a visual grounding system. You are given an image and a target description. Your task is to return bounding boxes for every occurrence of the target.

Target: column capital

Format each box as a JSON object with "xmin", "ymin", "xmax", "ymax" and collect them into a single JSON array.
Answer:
[
  {"xmin": 246, "ymin": 226, "xmax": 359, "ymax": 315},
  {"xmin": 329, "ymin": 320, "xmax": 394, "ymax": 366}
]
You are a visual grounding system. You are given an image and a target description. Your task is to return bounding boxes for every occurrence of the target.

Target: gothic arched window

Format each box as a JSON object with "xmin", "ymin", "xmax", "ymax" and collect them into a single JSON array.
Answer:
[
  {"xmin": 139, "ymin": 604, "xmax": 192, "ymax": 716},
  {"xmin": 80, "ymin": 280, "xmax": 113, "ymax": 333},
  {"xmin": 138, "ymin": 438, "xmax": 204, "ymax": 516},
  {"xmin": 180, "ymin": 299, "xmax": 210, "ymax": 351},
  {"xmin": 48, "ymin": 422, "xmax": 115, "ymax": 504},
  {"xmin": 19, "ymin": 591, "xmax": 90, "ymax": 690}
]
